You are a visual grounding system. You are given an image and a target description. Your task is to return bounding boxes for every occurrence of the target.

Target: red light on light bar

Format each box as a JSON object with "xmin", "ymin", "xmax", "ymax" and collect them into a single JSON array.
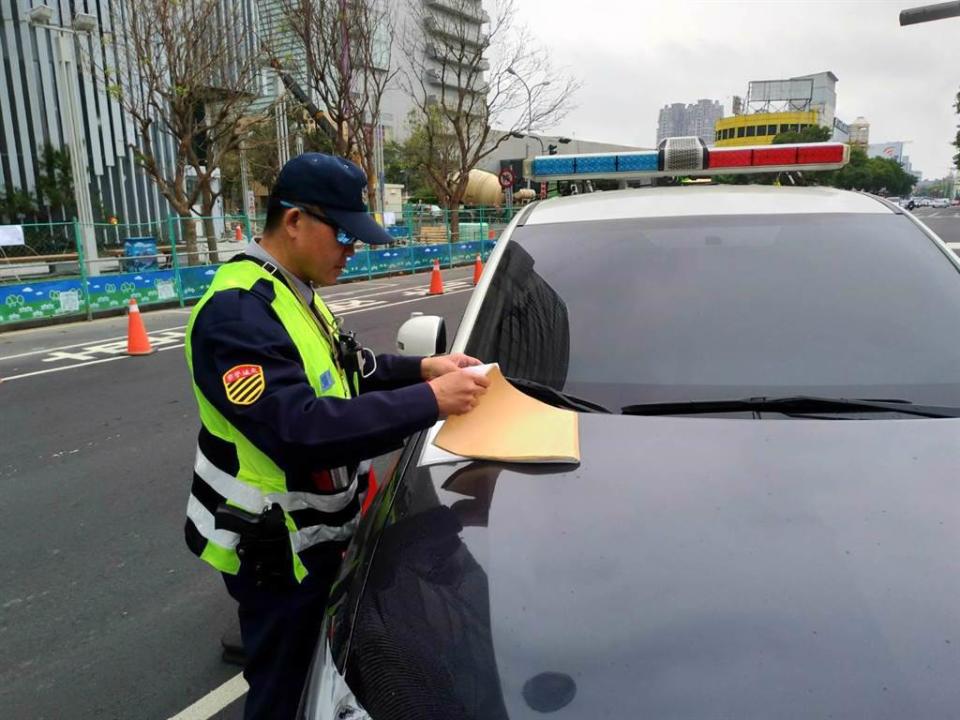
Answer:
[
  {"xmin": 708, "ymin": 149, "xmax": 753, "ymax": 168},
  {"xmin": 753, "ymin": 147, "xmax": 798, "ymax": 166},
  {"xmin": 797, "ymin": 144, "xmax": 845, "ymax": 164}
]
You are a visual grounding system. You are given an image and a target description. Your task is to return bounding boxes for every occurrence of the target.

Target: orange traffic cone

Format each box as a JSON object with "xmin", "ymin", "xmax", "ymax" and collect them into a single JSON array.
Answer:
[
  {"xmin": 361, "ymin": 467, "xmax": 379, "ymax": 516},
  {"xmin": 428, "ymin": 259, "xmax": 444, "ymax": 295},
  {"xmin": 127, "ymin": 297, "xmax": 154, "ymax": 356},
  {"xmin": 234, "ymin": 224, "xmax": 243, "ymax": 241},
  {"xmin": 472, "ymin": 254, "xmax": 483, "ymax": 286}
]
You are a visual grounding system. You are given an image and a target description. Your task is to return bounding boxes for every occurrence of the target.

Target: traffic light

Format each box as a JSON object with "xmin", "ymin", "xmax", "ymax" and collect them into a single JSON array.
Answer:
[{"xmin": 548, "ymin": 144, "xmax": 558, "ymax": 155}]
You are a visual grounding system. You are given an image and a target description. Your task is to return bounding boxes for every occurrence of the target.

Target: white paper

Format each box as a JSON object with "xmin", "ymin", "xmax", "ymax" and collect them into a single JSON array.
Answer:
[
  {"xmin": 419, "ymin": 422, "xmax": 470, "ymax": 466},
  {"xmin": 58, "ymin": 290, "xmax": 80, "ymax": 312},
  {"xmin": 156, "ymin": 280, "xmax": 176, "ymax": 300},
  {"xmin": 384, "ymin": 211, "xmax": 396, "ymax": 226},
  {"xmin": 0, "ymin": 225, "xmax": 25, "ymax": 247},
  {"xmin": 417, "ymin": 364, "xmax": 500, "ymax": 467}
]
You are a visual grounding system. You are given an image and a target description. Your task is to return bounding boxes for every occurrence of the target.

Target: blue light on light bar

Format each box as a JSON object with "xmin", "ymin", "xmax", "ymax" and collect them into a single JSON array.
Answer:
[
  {"xmin": 531, "ymin": 151, "xmax": 660, "ymax": 177},
  {"xmin": 617, "ymin": 152, "xmax": 659, "ymax": 172},
  {"xmin": 577, "ymin": 155, "xmax": 617, "ymax": 174},
  {"xmin": 531, "ymin": 156, "xmax": 575, "ymax": 176}
]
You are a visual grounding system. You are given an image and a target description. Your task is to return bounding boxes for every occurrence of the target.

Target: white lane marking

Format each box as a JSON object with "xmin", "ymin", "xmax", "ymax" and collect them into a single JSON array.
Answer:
[
  {"xmin": 0, "ymin": 287, "xmax": 475, "ymax": 381},
  {"xmin": 167, "ymin": 672, "xmax": 248, "ymax": 720},
  {"xmin": 1, "ymin": 355, "xmax": 131, "ymax": 381},
  {"xmin": 402, "ymin": 280, "xmax": 472, "ymax": 297},
  {"xmin": 322, "ymin": 281, "xmax": 461, "ymax": 303},
  {"xmin": 0, "ymin": 325, "xmax": 189, "ymax": 361},
  {"xmin": 323, "ymin": 281, "xmax": 399, "ymax": 299},
  {"xmin": 333, "ymin": 286, "xmax": 475, "ymax": 315}
]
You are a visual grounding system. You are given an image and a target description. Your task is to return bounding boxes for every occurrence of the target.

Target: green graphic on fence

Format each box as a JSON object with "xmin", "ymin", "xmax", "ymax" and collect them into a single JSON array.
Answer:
[{"xmin": 1, "ymin": 212, "xmax": 502, "ymax": 327}]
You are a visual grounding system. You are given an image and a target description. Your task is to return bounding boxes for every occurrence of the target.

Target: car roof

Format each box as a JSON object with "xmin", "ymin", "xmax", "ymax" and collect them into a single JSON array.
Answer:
[{"xmin": 523, "ymin": 185, "xmax": 895, "ymax": 225}]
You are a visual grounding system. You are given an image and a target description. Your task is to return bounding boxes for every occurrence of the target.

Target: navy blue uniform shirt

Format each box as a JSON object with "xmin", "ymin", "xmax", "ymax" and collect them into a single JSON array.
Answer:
[{"xmin": 190, "ymin": 277, "xmax": 439, "ymax": 476}]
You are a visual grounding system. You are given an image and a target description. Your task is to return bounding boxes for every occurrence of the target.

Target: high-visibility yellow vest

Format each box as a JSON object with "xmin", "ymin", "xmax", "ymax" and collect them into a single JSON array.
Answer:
[{"xmin": 184, "ymin": 259, "xmax": 357, "ymax": 582}]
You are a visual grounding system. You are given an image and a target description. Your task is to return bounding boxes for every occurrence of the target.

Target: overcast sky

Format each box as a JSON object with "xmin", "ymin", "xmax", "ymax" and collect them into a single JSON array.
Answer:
[{"xmin": 508, "ymin": 0, "xmax": 958, "ymax": 179}]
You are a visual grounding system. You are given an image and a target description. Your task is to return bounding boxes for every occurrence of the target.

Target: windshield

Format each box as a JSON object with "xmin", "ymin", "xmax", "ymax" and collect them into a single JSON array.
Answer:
[{"xmin": 464, "ymin": 212, "xmax": 960, "ymax": 410}]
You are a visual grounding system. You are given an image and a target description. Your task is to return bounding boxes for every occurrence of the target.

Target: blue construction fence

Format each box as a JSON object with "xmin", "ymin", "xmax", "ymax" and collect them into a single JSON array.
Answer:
[{"xmin": 0, "ymin": 212, "xmax": 501, "ymax": 327}]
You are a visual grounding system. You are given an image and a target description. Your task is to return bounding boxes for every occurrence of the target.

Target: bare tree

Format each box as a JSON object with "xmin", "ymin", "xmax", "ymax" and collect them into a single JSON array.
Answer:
[
  {"xmin": 101, "ymin": 0, "xmax": 272, "ymax": 263},
  {"xmin": 270, "ymin": 0, "xmax": 398, "ymax": 212},
  {"xmin": 401, "ymin": 0, "xmax": 578, "ymax": 238}
]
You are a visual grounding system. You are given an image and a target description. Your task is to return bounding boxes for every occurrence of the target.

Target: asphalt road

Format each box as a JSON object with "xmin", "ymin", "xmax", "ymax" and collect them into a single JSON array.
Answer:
[
  {"xmin": 0, "ymin": 266, "xmax": 477, "ymax": 720},
  {"xmin": 912, "ymin": 205, "xmax": 960, "ymax": 243},
  {"xmin": 2, "ymin": 206, "xmax": 957, "ymax": 719}
]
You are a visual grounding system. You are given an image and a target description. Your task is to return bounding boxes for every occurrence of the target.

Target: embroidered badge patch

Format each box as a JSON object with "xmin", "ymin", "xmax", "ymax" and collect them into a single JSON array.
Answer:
[
  {"xmin": 319, "ymin": 369, "xmax": 335, "ymax": 391},
  {"xmin": 223, "ymin": 364, "xmax": 265, "ymax": 405}
]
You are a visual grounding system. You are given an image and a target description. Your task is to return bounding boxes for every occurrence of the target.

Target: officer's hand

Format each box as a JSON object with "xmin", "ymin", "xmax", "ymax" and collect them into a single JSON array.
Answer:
[
  {"xmin": 420, "ymin": 353, "xmax": 483, "ymax": 380},
  {"xmin": 428, "ymin": 369, "xmax": 490, "ymax": 417}
]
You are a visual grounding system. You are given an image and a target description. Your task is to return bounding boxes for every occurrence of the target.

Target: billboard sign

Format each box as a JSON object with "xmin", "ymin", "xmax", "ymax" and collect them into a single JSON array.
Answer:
[
  {"xmin": 747, "ymin": 78, "xmax": 813, "ymax": 104},
  {"xmin": 868, "ymin": 142, "xmax": 905, "ymax": 163}
]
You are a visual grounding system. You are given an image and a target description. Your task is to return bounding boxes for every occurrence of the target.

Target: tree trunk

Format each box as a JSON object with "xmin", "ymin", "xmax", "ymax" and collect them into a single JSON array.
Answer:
[
  {"xmin": 182, "ymin": 217, "xmax": 199, "ymax": 267},
  {"xmin": 201, "ymin": 183, "xmax": 220, "ymax": 264},
  {"xmin": 167, "ymin": 197, "xmax": 199, "ymax": 267},
  {"xmin": 449, "ymin": 205, "xmax": 460, "ymax": 244},
  {"xmin": 366, "ymin": 175, "xmax": 378, "ymax": 215}
]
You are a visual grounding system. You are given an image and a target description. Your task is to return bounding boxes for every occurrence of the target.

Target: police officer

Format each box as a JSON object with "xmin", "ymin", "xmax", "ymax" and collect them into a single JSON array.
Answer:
[{"xmin": 183, "ymin": 153, "xmax": 489, "ymax": 719}]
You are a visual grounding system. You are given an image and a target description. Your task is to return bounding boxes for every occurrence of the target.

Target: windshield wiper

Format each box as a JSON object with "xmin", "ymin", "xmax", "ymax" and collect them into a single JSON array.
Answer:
[
  {"xmin": 620, "ymin": 395, "xmax": 960, "ymax": 419},
  {"xmin": 506, "ymin": 377, "xmax": 612, "ymax": 414}
]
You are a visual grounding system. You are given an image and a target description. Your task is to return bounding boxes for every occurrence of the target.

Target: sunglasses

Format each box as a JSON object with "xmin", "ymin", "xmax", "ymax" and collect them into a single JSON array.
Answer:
[{"xmin": 279, "ymin": 201, "xmax": 356, "ymax": 245}]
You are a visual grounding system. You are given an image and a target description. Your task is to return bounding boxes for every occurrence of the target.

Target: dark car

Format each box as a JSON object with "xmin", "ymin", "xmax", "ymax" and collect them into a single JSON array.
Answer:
[{"xmin": 301, "ymin": 162, "xmax": 960, "ymax": 718}]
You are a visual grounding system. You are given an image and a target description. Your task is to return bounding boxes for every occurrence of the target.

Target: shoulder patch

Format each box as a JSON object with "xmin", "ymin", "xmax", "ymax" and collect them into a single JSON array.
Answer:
[
  {"xmin": 319, "ymin": 369, "xmax": 335, "ymax": 391},
  {"xmin": 222, "ymin": 364, "xmax": 265, "ymax": 405}
]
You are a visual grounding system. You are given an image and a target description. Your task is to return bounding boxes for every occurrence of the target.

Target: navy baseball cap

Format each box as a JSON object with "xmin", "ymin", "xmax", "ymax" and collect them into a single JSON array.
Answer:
[{"xmin": 269, "ymin": 153, "xmax": 393, "ymax": 245}]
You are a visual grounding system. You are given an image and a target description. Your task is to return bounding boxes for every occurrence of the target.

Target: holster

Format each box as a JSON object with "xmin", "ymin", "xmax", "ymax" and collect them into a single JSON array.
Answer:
[{"xmin": 215, "ymin": 502, "xmax": 294, "ymax": 589}]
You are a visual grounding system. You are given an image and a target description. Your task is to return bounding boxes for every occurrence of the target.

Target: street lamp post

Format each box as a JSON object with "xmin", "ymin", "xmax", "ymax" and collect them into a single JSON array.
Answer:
[
  {"xmin": 899, "ymin": 1, "xmax": 960, "ymax": 25},
  {"xmin": 507, "ymin": 67, "xmax": 550, "ymax": 188},
  {"xmin": 28, "ymin": 6, "xmax": 101, "ymax": 275}
]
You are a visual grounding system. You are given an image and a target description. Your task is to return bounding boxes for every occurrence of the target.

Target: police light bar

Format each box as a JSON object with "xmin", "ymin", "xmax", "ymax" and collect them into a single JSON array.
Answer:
[{"xmin": 525, "ymin": 136, "xmax": 850, "ymax": 182}]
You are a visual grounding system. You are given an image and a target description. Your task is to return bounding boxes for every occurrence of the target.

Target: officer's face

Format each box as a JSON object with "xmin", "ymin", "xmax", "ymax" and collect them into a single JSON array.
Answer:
[{"xmin": 287, "ymin": 210, "xmax": 356, "ymax": 286}]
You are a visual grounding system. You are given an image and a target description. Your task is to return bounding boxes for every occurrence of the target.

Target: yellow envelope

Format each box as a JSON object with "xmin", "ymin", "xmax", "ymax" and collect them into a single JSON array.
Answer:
[{"xmin": 434, "ymin": 364, "xmax": 580, "ymax": 463}]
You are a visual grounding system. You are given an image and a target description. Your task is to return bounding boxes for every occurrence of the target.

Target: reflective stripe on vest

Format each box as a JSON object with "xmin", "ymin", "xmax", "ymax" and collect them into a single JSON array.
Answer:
[
  {"xmin": 186, "ymin": 495, "xmax": 241, "ymax": 549},
  {"xmin": 195, "ymin": 447, "xmax": 358, "ymax": 515},
  {"xmin": 190, "ymin": 447, "xmax": 360, "ymax": 553}
]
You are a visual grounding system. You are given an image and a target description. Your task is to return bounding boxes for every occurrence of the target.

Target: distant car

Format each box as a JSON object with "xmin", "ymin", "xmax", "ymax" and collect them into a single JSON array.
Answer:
[
  {"xmin": 896, "ymin": 197, "xmax": 916, "ymax": 210},
  {"xmin": 301, "ymin": 139, "xmax": 960, "ymax": 719},
  {"xmin": 932, "ymin": 198, "xmax": 951, "ymax": 208},
  {"xmin": 406, "ymin": 203, "xmax": 444, "ymax": 219}
]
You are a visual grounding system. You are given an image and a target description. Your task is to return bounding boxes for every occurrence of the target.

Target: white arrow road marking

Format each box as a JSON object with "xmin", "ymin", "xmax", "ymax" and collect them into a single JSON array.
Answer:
[
  {"xmin": 326, "ymin": 298, "xmax": 388, "ymax": 313},
  {"xmin": 39, "ymin": 330, "xmax": 186, "ymax": 363}
]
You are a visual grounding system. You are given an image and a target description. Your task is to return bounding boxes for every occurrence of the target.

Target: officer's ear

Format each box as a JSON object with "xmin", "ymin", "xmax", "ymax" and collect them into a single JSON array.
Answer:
[{"xmin": 283, "ymin": 207, "xmax": 304, "ymax": 238}]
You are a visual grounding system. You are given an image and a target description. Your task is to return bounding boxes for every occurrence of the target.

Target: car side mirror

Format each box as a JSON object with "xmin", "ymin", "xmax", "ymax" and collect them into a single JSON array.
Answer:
[{"xmin": 396, "ymin": 312, "xmax": 447, "ymax": 356}]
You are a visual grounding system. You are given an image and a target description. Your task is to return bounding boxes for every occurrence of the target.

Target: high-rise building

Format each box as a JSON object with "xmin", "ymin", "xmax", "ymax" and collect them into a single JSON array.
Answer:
[
  {"xmin": 255, "ymin": 0, "xmax": 491, "ymax": 144},
  {"xmin": 848, "ymin": 117, "xmax": 870, "ymax": 146},
  {"xmin": 656, "ymin": 99, "xmax": 724, "ymax": 146},
  {"xmin": 0, "ymin": 0, "xmax": 491, "ymax": 226},
  {"xmin": 714, "ymin": 71, "xmax": 846, "ymax": 147},
  {"xmin": 0, "ymin": 1, "xmax": 260, "ymax": 226},
  {"xmin": 379, "ymin": 0, "xmax": 490, "ymax": 143}
]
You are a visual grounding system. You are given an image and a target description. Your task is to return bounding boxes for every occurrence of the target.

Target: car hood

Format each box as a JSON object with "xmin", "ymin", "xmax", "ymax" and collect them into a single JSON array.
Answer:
[{"xmin": 349, "ymin": 415, "xmax": 960, "ymax": 719}]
